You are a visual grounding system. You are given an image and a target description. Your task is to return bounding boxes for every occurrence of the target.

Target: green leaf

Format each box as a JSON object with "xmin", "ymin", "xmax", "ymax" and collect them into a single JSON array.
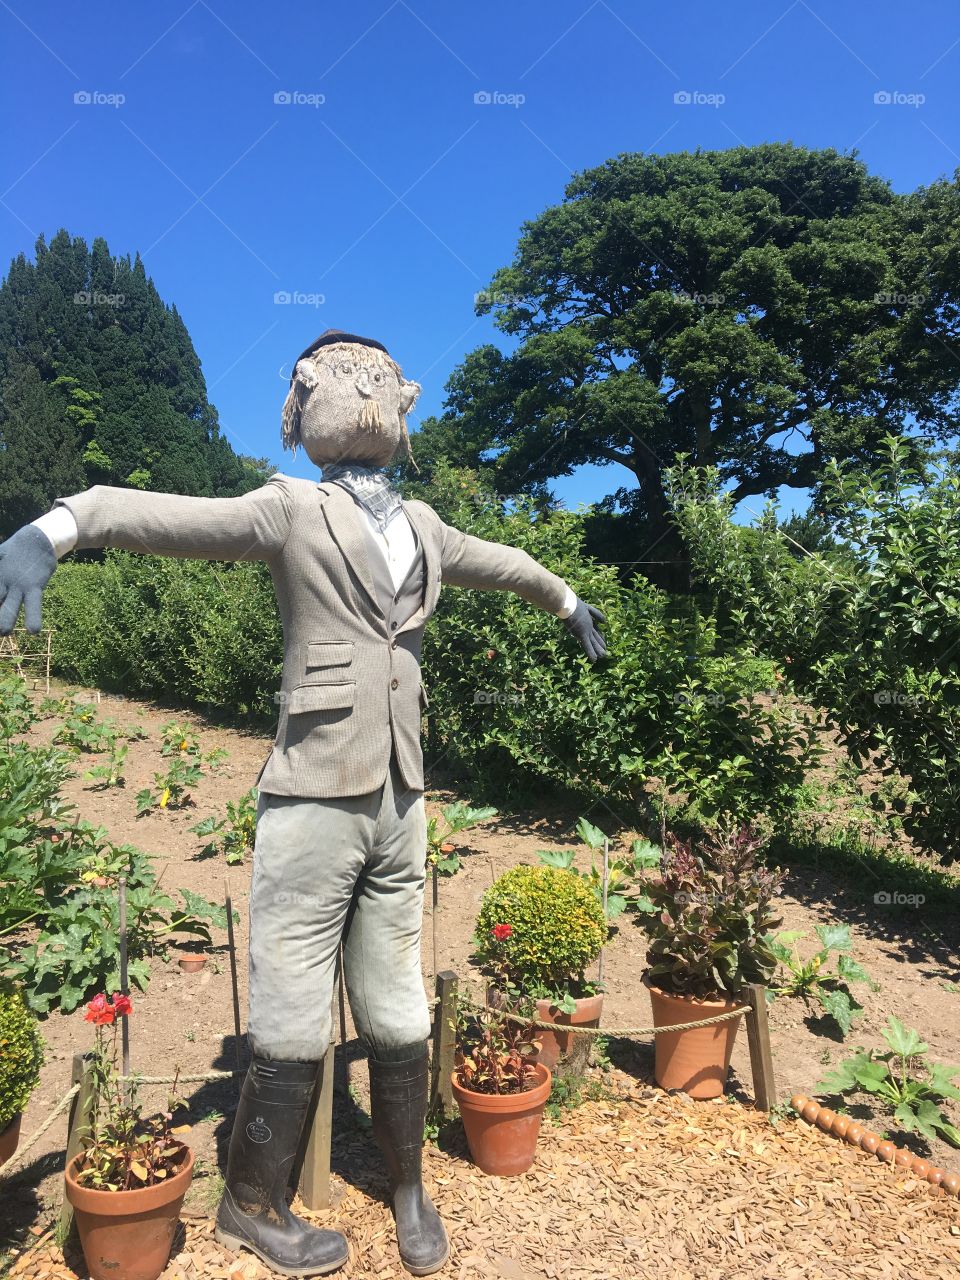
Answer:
[
  {"xmin": 817, "ymin": 988, "xmax": 860, "ymax": 1036},
  {"xmin": 814, "ymin": 923, "xmax": 851, "ymax": 953},
  {"xmin": 575, "ymin": 818, "xmax": 607, "ymax": 850},
  {"xmin": 835, "ymin": 955, "xmax": 872, "ymax": 985},
  {"xmin": 881, "ymin": 1015, "xmax": 928, "ymax": 1059},
  {"xmin": 536, "ymin": 849, "xmax": 576, "ymax": 870}
]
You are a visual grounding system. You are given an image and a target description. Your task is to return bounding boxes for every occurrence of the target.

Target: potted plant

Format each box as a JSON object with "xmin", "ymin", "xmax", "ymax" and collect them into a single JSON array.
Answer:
[
  {"xmin": 63, "ymin": 992, "xmax": 194, "ymax": 1280},
  {"xmin": 451, "ymin": 990, "xmax": 551, "ymax": 1176},
  {"xmin": 0, "ymin": 985, "xmax": 45, "ymax": 1166},
  {"xmin": 473, "ymin": 864, "xmax": 607, "ymax": 1071},
  {"xmin": 643, "ymin": 824, "xmax": 784, "ymax": 1098}
]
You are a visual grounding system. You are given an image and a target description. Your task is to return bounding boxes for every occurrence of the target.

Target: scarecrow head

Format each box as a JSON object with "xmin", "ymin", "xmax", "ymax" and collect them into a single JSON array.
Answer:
[{"xmin": 281, "ymin": 329, "xmax": 421, "ymax": 468}]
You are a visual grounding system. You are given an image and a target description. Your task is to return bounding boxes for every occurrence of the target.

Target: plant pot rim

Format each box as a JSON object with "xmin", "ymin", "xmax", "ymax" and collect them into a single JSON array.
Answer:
[
  {"xmin": 0, "ymin": 1111, "xmax": 22, "ymax": 1136},
  {"xmin": 642, "ymin": 972, "xmax": 744, "ymax": 1009},
  {"xmin": 451, "ymin": 1061, "xmax": 552, "ymax": 1110},
  {"xmin": 65, "ymin": 1142, "xmax": 194, "ymax": 1213}
]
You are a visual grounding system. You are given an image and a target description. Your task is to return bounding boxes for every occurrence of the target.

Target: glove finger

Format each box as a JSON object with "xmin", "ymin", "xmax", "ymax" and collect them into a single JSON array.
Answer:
[
  {"xmin": 0, "ymin": 586, "xmax": 23, "ymax": 634},
  {"xmin": 23, "ymin": 587, "xmax": 43, "ymax": 634},
  {"xmin": 593, "ymin": 633, "xmax": 608, "ymax": 658},
  {"xmin": 587, "ymin": 605, "xmax": 607, "ymax": 624}
]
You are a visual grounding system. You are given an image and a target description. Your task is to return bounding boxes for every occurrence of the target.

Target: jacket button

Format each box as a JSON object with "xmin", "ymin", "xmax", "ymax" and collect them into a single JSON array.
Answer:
[
  {"xmin": 391, "ymin": 620, "xmax": 398, "ymax": 630},
  {"xmin": 390, "ymin": 639, "xmax": 397, "ymax": 650},
  {"xmin": 391, "ymin": 677, "xmax": 399, "ymax": 690}
]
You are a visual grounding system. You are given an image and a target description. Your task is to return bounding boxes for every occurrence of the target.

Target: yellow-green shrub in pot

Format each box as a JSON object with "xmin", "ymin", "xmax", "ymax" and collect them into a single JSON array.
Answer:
[
  {"xmin": 472, "ymin": 865, "xmax": 607, "ymax": 1072},
  {"xmin": 0, "ymin": 985, "xmax": 45, "ymax": 1167}
]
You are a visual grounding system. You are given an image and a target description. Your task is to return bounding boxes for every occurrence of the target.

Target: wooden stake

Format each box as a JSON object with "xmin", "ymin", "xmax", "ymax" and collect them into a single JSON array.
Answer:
[
  {"xmin": 295, "ymin": 1044, "xmax": 335, "ymax": 1210},
  {"xmin": 429, "ymin": 970, "xmax": 459, "ymax": 1118},
  {"xmin": 431, "ymin": 864, "xmax": 439, "ymax": 981},
  {"xmin": 59, "ymin": 1053, "xmax": 97, "ymax": 1238},
  {"xmin": 118, "ymin": 877, "xmax": 130, "ymax": 1094},
  {"xmin": 744, "ymin": 983, "xmax": 777, "ymax": 1111},
  {"xmin": 225, "ymin": 878, "xmax": 243, "ymax": 1070},
  {"xmin": 337, "ymin": 949, "xmax": 349, "ymax": 1093},
  {"xmin": 598, "ymin": 838, "xmax": 609, "ymax": 984}
]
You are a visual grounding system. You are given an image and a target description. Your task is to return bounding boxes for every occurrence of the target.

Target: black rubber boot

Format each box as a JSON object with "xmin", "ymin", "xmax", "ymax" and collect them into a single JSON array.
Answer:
[
  {"xmin": 368, "ymin": 1044, "xmax": 450, "ymax": 1276},
  {"xmin": 215, "ymin": 1057, "xmax": 349, "ymax": 1276}
]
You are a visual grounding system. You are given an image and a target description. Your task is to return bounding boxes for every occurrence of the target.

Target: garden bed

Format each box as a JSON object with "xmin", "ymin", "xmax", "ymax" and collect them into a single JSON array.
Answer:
[
  {"xmin": 2, "ymin": 682, "xmax": 959, "ymax": 1270},
  {"xmin": 7, "ymin": 1084, "xmax": 960, "ymax": 1279}
]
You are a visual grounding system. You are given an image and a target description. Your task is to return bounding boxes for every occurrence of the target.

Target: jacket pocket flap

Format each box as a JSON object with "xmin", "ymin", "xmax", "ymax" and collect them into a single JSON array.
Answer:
[
  {"xmin": 306, "ymin": 641, "xmax": 355, "ymax": 669},
  {"xmin": 288, "ymin": 683, "xmax": 356, "ymax": 714}
]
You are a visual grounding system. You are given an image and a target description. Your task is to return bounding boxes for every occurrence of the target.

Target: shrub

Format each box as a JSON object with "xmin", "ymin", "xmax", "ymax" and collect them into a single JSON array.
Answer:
[
  {"xmin": 474, "ymin": 864, "xmax": 606, "ymax": 1000},
  {"xmin": 644, "ymin": 825, "xmax": 785, "ymax": 999},
  {"xmin": 0, "ymin": 987, "xmax": 45, "ymax": 1128}
]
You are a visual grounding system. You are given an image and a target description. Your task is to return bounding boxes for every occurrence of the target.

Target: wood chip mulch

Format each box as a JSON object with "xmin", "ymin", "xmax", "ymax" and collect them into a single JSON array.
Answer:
[{"xmin": 7, "ymin": 1084, "xmax": 960, "ymax": 1280}]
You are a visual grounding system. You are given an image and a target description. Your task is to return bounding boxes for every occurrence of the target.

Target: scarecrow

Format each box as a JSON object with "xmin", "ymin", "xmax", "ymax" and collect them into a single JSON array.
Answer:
[{"xmin": 0, "ymin": 330, "xmax": 607, "ymax": 1276}]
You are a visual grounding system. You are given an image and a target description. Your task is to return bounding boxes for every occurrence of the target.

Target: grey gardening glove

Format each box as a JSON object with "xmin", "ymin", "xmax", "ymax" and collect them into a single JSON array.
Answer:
[
  {"xmin": 0, "ymin": 525, "xmax": 58, "ymax": 634},
  {"xmin": 563, "ymin": 598, "xmax": 608, "ymax": 663}
]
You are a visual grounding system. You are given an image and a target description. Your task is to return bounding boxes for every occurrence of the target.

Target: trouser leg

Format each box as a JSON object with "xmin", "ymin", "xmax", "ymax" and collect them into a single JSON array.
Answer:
[
  {"xmin": 218, "ymin": 789, "xmax": 377, "ymax": 1273},
  {"xmin": 342, "ymin": 762, "xmax": 448, "ymax": 1275}
]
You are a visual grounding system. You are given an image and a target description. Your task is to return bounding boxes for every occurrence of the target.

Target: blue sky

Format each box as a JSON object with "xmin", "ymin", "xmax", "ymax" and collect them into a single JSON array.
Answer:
[{"xmin": 2, "ymin": 1, "xmax": 958, "ymax": 520}]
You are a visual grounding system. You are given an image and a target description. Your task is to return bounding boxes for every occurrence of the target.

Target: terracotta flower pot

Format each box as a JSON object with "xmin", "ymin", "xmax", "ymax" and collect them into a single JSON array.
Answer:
[
  {"xmin": 177, "ymin": 955, "xmax": 207, "ymax": 973},
  {"xmin": 452, "ymin": 1062, "xmax": 551, "ymax": 1176},
  {"xmin": 64, "ymin": 1143, "xmax": 194, "ymax": 1280},
  {"xmin": 644, "ymin": 974, "xmax": 746, "ymax": 1099},
  {"xmin": 530, "ymin": 994, "xmax": 604, "ymax": 1072},
  {"xmin": 0, "ymin": 1112, "xmax": 22, "ymax": 1167}
]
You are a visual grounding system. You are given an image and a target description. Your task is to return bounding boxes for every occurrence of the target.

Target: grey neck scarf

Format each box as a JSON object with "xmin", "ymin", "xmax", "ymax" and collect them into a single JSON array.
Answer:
[{"xmin": 322, "ymin": 463, "xmax": 403, "ymax": 534}]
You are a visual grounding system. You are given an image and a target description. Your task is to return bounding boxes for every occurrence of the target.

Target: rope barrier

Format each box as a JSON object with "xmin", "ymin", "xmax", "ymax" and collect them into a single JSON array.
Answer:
[
  {"xmin": 456, "ymin": 996, "xmax": 751, "ymax": 1038},
  {"xmin": 0, "ymin": 1083, "xmax": 79, "ymax": 1178}
]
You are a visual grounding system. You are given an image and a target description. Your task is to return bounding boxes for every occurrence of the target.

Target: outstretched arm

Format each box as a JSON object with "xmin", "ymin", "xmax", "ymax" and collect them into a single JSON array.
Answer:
[
  {"xmin": 435, "ymin": 517, "xmax": 608, "ymax": 663},
  {"xmin": 0, "ymin": 475, "xmax": 294, "ymax": 634}
]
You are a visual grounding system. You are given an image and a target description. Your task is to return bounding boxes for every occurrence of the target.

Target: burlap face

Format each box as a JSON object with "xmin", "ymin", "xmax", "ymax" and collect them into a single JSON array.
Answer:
[{"xmin": 281, "ymin": 342, "xmax": 421, "ymax": 468}]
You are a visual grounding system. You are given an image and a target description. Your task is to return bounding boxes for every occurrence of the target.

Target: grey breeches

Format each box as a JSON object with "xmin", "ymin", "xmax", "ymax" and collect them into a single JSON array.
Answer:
[{"xmin": 246, "ymin": 757, "xmax": 431, "ymax": 1062}]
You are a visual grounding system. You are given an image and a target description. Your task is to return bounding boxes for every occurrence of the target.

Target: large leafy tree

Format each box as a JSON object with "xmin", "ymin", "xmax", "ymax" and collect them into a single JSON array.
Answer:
[
  {"xmin": 417, "ymin": 144, "xmax": 960, "ymax": 564},
  {"xmin": 0, "ymin": 230, "xmax": 259, "ymax": 538}
]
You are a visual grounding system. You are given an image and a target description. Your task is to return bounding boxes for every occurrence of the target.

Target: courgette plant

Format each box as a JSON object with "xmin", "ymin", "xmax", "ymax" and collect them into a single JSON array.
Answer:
[
  {"xmin": 818, "ymin": 1016, "xmax": 960, "ymax": 1147},
  {"xmin": 767, "ymin": 923, "xmax": 874, "ymax": 1036}
]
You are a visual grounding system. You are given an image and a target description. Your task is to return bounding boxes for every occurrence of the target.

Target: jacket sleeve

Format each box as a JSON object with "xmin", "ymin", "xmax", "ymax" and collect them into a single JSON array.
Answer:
[
  {"xmin": 53, "ymin": 474, "xmax": 295, "ymax": 563},
  {"xmin": 436, "ymin": 517, "xmax": 570, "ymax": 615}
]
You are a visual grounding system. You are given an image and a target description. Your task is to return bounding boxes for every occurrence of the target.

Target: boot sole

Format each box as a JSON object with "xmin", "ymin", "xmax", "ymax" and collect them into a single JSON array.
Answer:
[
  {"xmin": 214, "ymin": 1225, "xmax": 349, "ymax": 1276},
  {"xmin": 400, "ymin": 1241, "xmax": 451, "ymax": 1276}
]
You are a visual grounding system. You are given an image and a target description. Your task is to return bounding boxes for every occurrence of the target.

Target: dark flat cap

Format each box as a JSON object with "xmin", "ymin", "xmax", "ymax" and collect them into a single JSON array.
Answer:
[{"xmin": 292, "ymin": 329, "xmax": 388, "ymax": 381}]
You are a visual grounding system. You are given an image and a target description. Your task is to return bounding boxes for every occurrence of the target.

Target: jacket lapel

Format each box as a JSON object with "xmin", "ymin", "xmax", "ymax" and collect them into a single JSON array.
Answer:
[
  {"xmin": 400, "ymin": 500, "xmax": 442, "ymax": 621},
  {"xmin": 316, "ymin": 484, "xmax": 386, "ymax": 621}
]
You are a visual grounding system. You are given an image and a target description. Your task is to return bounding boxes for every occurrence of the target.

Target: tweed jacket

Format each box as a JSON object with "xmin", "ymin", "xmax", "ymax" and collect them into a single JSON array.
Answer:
[{"xmin": 55, "ymin": 475, "xmax": 569, "ymax": 798}]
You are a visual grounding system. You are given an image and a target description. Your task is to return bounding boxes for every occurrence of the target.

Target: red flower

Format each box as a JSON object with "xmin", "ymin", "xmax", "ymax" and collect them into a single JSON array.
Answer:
[
  {"xmin": 84, "ymin": 993, "xmax": 115, "ymax": 1026},
  {"xmin": 491, "ymin": 924, "xmax": 513, "ymax": 941},
  {"xmin": 112, "ymin": 994, "xmax": 133, "ymax": 1017}
]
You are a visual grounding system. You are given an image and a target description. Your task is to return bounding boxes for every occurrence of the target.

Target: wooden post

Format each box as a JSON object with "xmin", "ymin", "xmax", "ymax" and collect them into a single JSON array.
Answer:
[
  {"xmin": 118, "ymin": 877, "xmax": 130, "ymax": 1095},
  {"xmin": 336, "ymin": 955, "xmax": 349, "ymax": 1095},
  {"xmin": 224, "ymin": 879, "xmax": 243, "ymax": 1070},
  {"xmin": 295, "ymin": 1043, "xmax": 335, "ymax": 1210},
  {"xmin": 429, "ymin": 970, "xmax": 458, "ymax": 1118},
  {"xmin": 59, "ymin": 1052, "xmax": 97, "ymax": 1237},
  {"xmin": 598, "ymin": 837, "xmax": 609, "ymax": 984},
  {"xmin": 744, "ymin": 983, "xmax": 777, "ymax": 1111}
]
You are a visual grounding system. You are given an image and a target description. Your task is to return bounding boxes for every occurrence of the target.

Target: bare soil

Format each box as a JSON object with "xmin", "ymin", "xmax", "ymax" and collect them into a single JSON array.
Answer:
[{"xmin": 2, "ymin": 682, "xmax": 959, "ymax": 1275}]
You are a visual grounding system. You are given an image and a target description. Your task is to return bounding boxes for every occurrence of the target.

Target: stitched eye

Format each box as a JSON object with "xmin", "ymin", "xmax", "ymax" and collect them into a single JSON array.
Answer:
[
  {"xmin": 340, "ymin": 361, "xmax": 352, "ymax": 374},
  {"xmin": 373, "ymin": 371, "xmax": 383, "ymax": 385}
]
